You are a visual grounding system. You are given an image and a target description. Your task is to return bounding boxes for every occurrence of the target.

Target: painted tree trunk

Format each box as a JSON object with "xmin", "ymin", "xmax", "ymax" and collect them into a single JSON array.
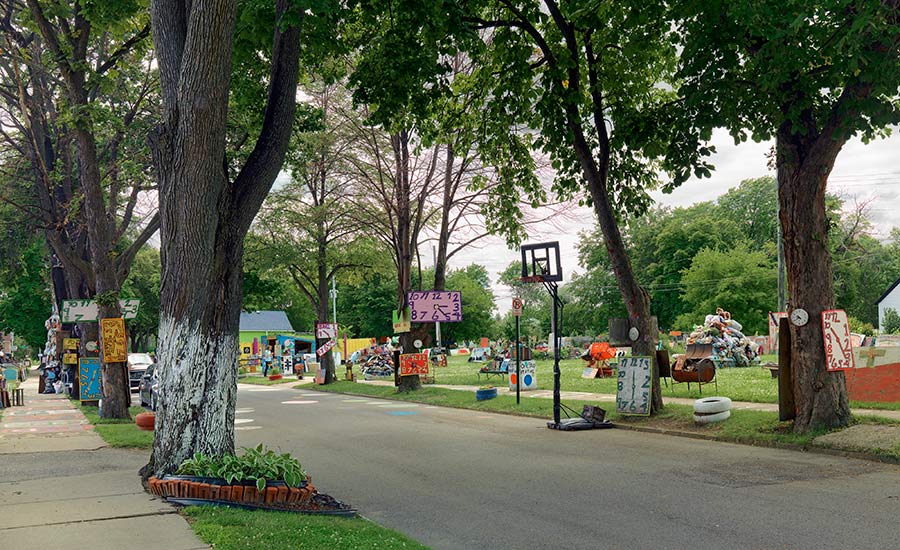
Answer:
[
  {"xmin": 316, "ymin": 238, "xmax": 335, "ymax": 384},
  {"xmin": 777, "ymin": 131, "xmax": 851, "ymax": 433}
]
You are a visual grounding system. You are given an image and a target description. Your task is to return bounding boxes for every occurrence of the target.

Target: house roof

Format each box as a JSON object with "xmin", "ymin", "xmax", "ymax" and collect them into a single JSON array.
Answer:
[
  {"xmin": 239, "ymin": 311, "xmax": 294, "ymax": 332},
  {"xmin": 877, "ymin": 276, "xmax": 900, "ymax": 305}
]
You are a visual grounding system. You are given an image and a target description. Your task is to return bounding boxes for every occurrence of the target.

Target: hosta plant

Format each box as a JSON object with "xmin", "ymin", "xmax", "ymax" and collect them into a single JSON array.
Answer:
[{"xmin": 177, "ymin": 444, "xmax": 307, "ymax": 492}]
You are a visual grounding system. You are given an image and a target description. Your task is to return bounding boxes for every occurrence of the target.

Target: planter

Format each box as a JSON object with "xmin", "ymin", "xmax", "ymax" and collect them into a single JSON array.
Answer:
[
  {"xmin": 475, "ymin": 387, "xmax": 498, "ymax": 401},
  {"xmin": 148, "ymin": 475, "xmax": 313, "ymax": 507},
  {"xmin": 268, "ymin": 374, "xmax": 283, "ymax": 381},
  {"xmin": 135, "ymin": 412, "xmax": 156, "ymax": 431}
]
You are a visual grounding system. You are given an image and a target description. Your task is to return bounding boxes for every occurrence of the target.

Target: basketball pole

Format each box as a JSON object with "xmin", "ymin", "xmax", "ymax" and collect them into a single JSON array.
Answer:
[{"xmin": 515, "ymin": 312, "xmax": 521, "ymax": 405}]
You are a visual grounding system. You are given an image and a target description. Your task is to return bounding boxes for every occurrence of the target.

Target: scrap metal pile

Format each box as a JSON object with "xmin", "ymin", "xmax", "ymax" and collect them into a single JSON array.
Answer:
[
  {"xmin": 360, "ymin": 353, "xmax": 394, "ymax": 379},
  {"xmin": 686, "ymin": 308, "xmax": 760, "ymax": 367}
]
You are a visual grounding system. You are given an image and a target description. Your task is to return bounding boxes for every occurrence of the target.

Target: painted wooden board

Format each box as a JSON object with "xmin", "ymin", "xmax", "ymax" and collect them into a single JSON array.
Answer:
[
  {"xmin": 616, "ymin": 356, "xmax": 652, "ymax": 416},
  {"xmin": 822, "ymin": 309, "xmax": 854, "ymax": 371}
]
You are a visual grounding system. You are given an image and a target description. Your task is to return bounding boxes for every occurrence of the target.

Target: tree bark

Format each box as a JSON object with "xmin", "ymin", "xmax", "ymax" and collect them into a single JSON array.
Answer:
[
  {"xmin": 777, "ymin": 126, "xmax": 851, "ymax": 433},
  {"xmin": 316, "ymin": 227, "xmax": 335, "ymax": 383},
  {"xmin": 147, "ymin": 0, "xmax": 302, "ymax": 476}
]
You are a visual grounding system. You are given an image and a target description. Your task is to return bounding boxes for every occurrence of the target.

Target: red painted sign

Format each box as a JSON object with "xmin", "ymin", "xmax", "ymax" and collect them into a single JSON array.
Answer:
[
  {"xmin": 316, "ymin": 339, "xmax": 335, "ymax": 357},
  {"xmin": 399, "ymin": 353, "xmax": 429, "ymax": 376},
  {"xmin": 822, "ymin": 309, "xmax": 854, "ymax": 371}
]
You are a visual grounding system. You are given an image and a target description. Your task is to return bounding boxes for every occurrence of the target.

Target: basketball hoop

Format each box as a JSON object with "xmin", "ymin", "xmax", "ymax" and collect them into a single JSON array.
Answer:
[
  {"xmin": 520, "ymin": 241, "xmax": 562, "ymax": 283},
  {"xmin": 519, "ymin": 275, "xmax": 545, "ymax": 284}
]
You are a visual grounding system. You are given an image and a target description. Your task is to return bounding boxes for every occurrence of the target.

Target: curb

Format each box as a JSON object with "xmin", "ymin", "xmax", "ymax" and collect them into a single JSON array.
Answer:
[{"xmin": 301, "ymin": 385, "xmax": 900, "ymax": 466}]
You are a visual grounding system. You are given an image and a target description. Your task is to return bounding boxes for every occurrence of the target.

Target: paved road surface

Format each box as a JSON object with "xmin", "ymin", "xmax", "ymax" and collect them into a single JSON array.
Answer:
[{"xmin": 235, "ymin": 384, "xmax": 900, "ymax": 550}]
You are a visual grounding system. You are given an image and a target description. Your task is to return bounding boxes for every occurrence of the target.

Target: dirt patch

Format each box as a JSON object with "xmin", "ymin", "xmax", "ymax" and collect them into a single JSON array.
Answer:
[{"xmin": 814, "ymin": 424, "xmax": 900, "ymax": 453}]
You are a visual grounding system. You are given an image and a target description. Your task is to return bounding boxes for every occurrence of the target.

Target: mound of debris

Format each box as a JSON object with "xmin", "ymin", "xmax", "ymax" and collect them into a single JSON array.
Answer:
[{"xmin": 686, "ymin": 308, "xmax": 760, "ymax": 367}]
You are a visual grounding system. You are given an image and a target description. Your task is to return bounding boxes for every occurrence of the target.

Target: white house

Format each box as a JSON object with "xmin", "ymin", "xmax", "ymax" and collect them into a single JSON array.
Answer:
[{"xmin": 876, "ymin": 276, "xmax": 900, "ymax": 332}]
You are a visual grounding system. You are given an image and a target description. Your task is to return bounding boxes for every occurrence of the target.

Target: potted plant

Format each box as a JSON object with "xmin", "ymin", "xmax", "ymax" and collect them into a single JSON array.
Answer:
[
  {"xmin": 268, "ymin": 364, "xmax": 283, "ymax": 381},
  {"xmin": 476, "ymin": 385, "xmax": 498, "ymax": 401},
  {"xmin": 148, "ymin": 445, "xmax": 313, "ymax": 506}
]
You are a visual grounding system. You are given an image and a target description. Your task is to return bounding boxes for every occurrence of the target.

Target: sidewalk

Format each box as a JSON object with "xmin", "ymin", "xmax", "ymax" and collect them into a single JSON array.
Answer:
[
  {"xmin": 0, "ymin": 377, "xmax": 207, "ymax": 550},
  {"xmin": 357, "ymin": 378, "xmax": 900, "ymax": 421}
]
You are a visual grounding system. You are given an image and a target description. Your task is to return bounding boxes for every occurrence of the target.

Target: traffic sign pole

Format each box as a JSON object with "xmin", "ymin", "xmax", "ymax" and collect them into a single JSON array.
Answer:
[{"xmin": 516, "ymin": 313, "xmax": 521, "ymax": 405}]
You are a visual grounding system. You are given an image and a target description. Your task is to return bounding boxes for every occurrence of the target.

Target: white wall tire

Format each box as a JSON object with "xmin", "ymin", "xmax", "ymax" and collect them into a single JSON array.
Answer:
[
  {"xmin": 694, "ymin": 410, "xmax": 731, "ymax": 424},
  {"xmin": 693, "ymin": 396, "xmax": 732, "ymax": 414}
]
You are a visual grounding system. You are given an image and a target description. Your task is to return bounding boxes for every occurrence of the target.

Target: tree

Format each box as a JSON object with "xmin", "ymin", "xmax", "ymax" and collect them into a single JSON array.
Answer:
[
  {"xmin": 674, "ymin": 245, "xmax": 776, "ymax": 335},
  {"xmin": 438, "ymin": 264, "xmax": 497, "ymax": 343},
  {"xmin": 716, "ymin": 177, "xmax": 779, "ymax": 250},
  {"xmin": 0, "ymin": 239, "xmax": 52, "ymax": 352},
  {"xmin": 121, "ymin": 248, "xmax": 161, "ymax": 352},
  {"xmin": 352, "ymin": 0, "xmax": 715, "ymax": 412},
  {"xmin": 147, "ymin": 0, "xmax": 311, "ymax": 476},
  {"xmin": 678, "ymin": 0, "xmax": 900, "ymax": 432},
  {"xmin": 1, "ymin": 0, "xmax": 160, "ymax": 418},
  {"xmin": 883, "ymin": 308, "xmax": 900, "ymax": 335}
]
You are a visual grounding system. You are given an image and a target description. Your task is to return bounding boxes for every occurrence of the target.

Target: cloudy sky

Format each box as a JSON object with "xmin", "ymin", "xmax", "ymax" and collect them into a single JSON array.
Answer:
[{"xmin": 448, "ymin": 128, "xmax": 900, "ymax": 313}]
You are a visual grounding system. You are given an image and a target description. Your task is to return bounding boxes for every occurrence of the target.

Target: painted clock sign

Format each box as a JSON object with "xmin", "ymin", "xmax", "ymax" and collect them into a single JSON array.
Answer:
[
  {"xmin": 616, "ymin": 356, "xmax": 652, "ymax": 416},
  {"xmin": 79, "ymin": 357, "xmax": 102, "ymax": 401},
  {"xmin": 407, "ymin": 291, "xmax": 462, "ymax": 323}
]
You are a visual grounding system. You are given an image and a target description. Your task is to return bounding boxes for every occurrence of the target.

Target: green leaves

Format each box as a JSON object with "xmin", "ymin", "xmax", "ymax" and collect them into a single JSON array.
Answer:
[{"xmin": 176, "ymin": 446, "xmax": 308, "ymax": 489}]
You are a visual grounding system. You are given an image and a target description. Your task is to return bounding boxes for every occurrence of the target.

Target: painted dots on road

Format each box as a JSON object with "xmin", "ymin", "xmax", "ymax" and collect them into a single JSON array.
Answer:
[
  {"xmin": 235, "ymin": 426, "xmax": 261, "ymax": 431},
  {"xmin": 235, "ymin": 408, "xmax": 254, "ymax": 414},
  {"xmin": 235, "ymin": 418, "xmax": 255, "ymax": 424},
  {"xmin": 342, "ymin": 399, "xmax": 369, "ymax": 403},
  {"xmin": 281, "ymin": 400, "xmax": 319, "ymax": 405},
  {"xmin": 387, "ymin": 411, "xmax": 418, "ymax": 416},
  {"xmin": 377, "ymin": 403, "xmax": 419, "ymax": 408}
]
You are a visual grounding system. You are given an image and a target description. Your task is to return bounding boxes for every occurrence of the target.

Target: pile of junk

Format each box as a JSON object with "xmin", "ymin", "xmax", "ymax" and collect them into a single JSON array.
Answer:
[{"xmin": 673, "ymin": 308, "xmax": 761, "ymax": 383}]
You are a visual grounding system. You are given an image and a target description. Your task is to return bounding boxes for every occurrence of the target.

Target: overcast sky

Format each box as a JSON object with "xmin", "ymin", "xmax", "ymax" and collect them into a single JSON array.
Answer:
[{"xmin": 448, "ymin": 128, "xmax": 900, "ymax": 314}]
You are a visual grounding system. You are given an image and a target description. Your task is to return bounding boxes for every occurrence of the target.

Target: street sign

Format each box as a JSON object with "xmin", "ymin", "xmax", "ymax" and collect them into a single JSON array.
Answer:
[
  {"xmin": 407, "ymin": 291, "xmax": 462, "ymax": 323},
  {"xmin": 399, "ymin": 353, "xmax": 429, "ymax": 376},
  {"xmin": 61, "ymin": 299, "xmax": 140, "ymax": 323},
  {"xmin": 100, "ymin": 318, "xmax": 127, "ymax": 363},
  {"xmin": 511, "ymin": 297, "xmax": 523, "ymax": 317},
  {"xmin": 315, "ymin": 322, "xmax": 337, "ymax": 340},
  {"xmin": 616, "ymin": 356, "xmax": 652, "ymax": 416},
  {"xmin": 822, "ymin": 309, "xmax": 854, "ymax": 371}
]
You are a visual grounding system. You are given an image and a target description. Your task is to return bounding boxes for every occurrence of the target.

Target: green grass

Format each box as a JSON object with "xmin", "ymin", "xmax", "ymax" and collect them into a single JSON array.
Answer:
[
  {"xmin": 183, "ymin": 506, "xmax": 428, "ymax": 550},
  {"xmin": 312, "ymin": 381, "xmax": 900, "ymax": 460},
  {"xmin": 78, "ymin": 403, "xmax": 154, "ymax": 449},
  {"xmin": 238, "ymin": 375, "xmax": 300, "ymax": 386},
  {"xmin": 429, "ymin": 355, "xmax": 781, "ymax": 402},
  {"xmin": 424, "ymin": 355, "xmax": 900, "ymax": 410}
]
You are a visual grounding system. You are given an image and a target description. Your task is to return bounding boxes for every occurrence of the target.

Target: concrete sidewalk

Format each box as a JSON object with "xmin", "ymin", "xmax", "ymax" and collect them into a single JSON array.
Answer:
[
  {"xmin": 0, "ymin": 377, "xmax": 207, "ymax": 550},
  {"xmin": 357, "ymin": 378, "xmax": 900, "ymax": 421}
]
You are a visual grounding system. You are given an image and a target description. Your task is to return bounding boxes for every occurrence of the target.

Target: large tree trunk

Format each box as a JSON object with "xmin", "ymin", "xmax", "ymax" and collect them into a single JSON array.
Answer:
[
  {"xmin": 777, "ymin": 128, "xmax": 851, "ymax": 433},
  {"xmin": 393, "ymin": 130, "xmax": 421, "ymax": 392},
  {"xmin": 146, "ymin": 0, "xmax": 301, "ymax": 476}
]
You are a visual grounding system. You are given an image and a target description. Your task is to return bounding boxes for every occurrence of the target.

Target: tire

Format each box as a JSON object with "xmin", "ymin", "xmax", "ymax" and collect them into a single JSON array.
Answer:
[
  {"xmin": 694, "ymin": 410, "xmax": 731, "ymax": 424},
  {"xmin": 693, "ymin": 397, "xmax": 732, "ymax": 414}
]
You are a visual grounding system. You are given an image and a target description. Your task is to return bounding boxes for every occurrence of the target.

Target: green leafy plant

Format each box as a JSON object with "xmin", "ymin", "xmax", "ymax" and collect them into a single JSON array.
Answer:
[{"xmin": 176, "ymin": 444, "xmax": 307, "ymax": 492}]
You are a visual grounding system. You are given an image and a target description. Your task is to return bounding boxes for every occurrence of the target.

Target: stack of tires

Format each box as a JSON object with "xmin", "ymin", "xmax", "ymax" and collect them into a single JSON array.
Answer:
[{"xmin": 693, "ymin": 397, "xmax": 731, "ymax": 424}]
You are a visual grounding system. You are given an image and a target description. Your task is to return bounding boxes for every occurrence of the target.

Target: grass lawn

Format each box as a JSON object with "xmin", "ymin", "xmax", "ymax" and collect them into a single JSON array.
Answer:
[
  {"xmin": 78, "ymin": 402, "xmax": 154, "ymax": 449},
  {"xmin": 312, "ymin": 381, "xmax": 900, "ymax": 460},
  {"xmin": 238, "ymin": 375, "xmax": 301, "ymax": 386},
  {"xmin": 430, "ymin": 354, "xmax": 781, "ymax": 402},
  {"xmin": 183, "ymin": 506, "xmax": 427, "ymax": 550}
]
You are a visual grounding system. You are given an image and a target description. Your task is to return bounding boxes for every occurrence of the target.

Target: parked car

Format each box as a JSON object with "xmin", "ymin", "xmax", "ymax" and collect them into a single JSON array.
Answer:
[
  {"xmin": 127, "ymin": 353, "xmax": 154, "ymax": 392},
  {"xmin": 138, "ymin": 364, "xmax": 159, "ymax": 411}
]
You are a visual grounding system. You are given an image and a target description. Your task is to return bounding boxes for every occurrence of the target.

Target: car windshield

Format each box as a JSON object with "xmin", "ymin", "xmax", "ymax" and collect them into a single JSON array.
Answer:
[{"xmin": 129, "ymin": 353, "xmax": 153, "ymax": 366}]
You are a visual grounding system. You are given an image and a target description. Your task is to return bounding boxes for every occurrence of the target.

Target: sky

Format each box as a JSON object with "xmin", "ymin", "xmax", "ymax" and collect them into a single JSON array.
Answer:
[{"xmin": 448, "ymin": 128, "xmax": 900, "ymax": 314}]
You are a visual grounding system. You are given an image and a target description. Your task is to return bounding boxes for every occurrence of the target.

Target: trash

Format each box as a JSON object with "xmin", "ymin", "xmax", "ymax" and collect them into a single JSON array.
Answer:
[{"xmin": 685, "ymin": 308, "xmax": 760, "ymax": 367}]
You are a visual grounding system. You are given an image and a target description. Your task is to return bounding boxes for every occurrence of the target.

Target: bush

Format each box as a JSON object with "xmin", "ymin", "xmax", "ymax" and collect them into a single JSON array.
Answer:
[{"xmin": 848, "ymin": 316, "xmax": 876, "ymax": 337}]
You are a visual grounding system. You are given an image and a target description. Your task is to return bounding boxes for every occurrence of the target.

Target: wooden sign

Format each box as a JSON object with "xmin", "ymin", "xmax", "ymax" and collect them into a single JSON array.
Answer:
[
  {"xmin": 315, "ymin": 322, "xmax": 337, "ymax": 340},
  {"xmin": 316, "ymin": 338, "xmax": 335, "ymax": 357},
  {"xmin": 407, "ymin": 291, "xmax": 462, "ymax": 322},
  {"xmin": 582, "ymin": 367, "xmax": 600, "ymax": 379},
  {"xmin": 100, "ymin": 317, "xmax": 127, "ymax": 363},
  {"xmin": 822, "ymin": 309, "xmax": 854, "ymax": 371},
  {"xmin": 768, "ymin": 312, "xmax": 787, "ymax": 352},
  {"xmin": 392, "ymin": 308, "xmax": 411, "ymax": 334},
  {"xmin": 61, "ymin": 299, "xmax": 140, "ymax": 323},
  {"xmin": 79, "ymin": 357, "xmax": 102, "ymax": 401},
  {"xmin": 63, "ymin": 353, "xmax": 78, "ymax": 365},
  {"xmin": 616, "ymin": 356, "xmax": 652, "ymax": 416},
  {"xmin": 63, "ymin": 338, "xmax": 80, "ymax": 350},
  {"xmin": 399, "ymin": 353, "xmax": 429, "ymax": 376}
]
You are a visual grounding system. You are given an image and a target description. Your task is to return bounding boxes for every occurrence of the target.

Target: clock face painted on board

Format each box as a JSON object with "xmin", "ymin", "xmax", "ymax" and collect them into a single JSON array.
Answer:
[{"xmin": 790, "ymin": 308, "xmax": 809, "ymax": 327}]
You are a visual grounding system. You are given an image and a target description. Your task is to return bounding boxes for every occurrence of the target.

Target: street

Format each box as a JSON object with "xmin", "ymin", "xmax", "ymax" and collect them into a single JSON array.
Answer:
[{"xmin": 234, "ymin": 384, "xmax": 900, "ymax": 550}]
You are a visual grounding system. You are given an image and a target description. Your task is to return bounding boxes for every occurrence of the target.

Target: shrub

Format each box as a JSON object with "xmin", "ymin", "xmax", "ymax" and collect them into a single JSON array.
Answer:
[{"xmin": 883, "ymin": 308, "xmax": 900, "ymax": 334}]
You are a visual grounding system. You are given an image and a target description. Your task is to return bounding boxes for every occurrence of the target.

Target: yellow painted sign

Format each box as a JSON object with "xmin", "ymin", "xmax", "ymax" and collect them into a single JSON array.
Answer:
[
  {"xmin": 100, "ymin": 317, "xmax": 127, "ymax": 363},
  {"xmin": 63, "ymin": 353, "xmax": 78, "ymax": 364},
  {"xmin": 64, "ymin": 338, "xmax": 80, "ymax": 350}
]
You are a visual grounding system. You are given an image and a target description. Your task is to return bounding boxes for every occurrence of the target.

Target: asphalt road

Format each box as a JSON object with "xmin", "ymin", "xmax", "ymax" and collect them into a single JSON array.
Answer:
[{"xmin": 235, "ymin": 384, "xmax": 900, "ymax": 550}]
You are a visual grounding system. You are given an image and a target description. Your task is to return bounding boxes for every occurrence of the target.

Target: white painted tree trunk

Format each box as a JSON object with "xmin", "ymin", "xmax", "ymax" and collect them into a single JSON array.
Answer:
[{"xmin": 151, "ymin": 316, "xmax": 239, "ymax": 476}]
